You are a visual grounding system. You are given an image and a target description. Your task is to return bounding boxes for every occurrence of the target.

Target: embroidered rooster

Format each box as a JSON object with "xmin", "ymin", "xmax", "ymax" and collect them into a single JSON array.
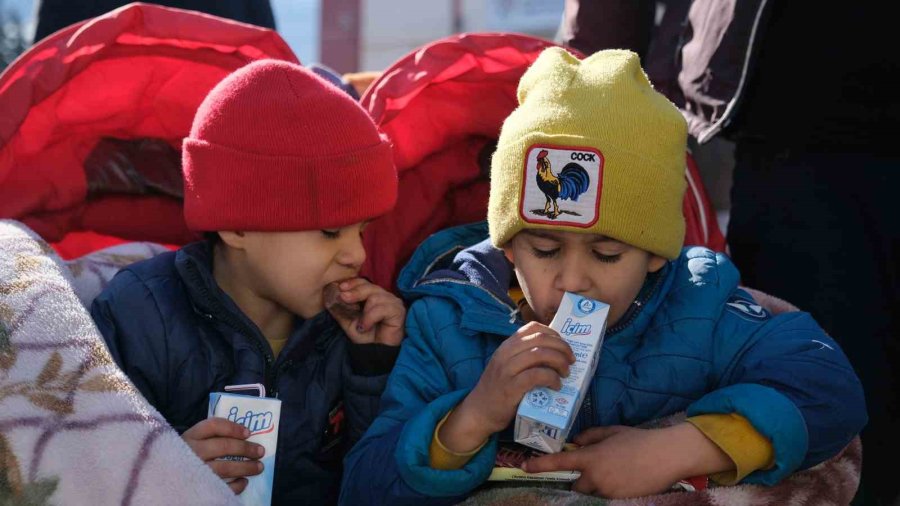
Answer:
[{"xmin": 534, "ymin": 149, "xmax": 591, "ymax": 218}]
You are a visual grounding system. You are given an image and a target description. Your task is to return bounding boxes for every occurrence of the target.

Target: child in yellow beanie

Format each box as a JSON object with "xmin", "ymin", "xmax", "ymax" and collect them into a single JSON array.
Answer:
[{"xmin": 340, "ymin": 48, "xmax": 865, "ymax": 503}]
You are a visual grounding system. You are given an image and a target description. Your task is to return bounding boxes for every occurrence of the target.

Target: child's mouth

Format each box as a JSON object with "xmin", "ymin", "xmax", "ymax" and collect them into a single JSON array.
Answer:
[{"xmin": 322, "ymin": 281, "xmax": 363, "ymax": 321}]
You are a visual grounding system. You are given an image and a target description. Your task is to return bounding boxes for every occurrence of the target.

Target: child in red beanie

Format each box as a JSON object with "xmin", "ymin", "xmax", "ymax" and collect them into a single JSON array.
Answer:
[{"xmin": 91, "ymin": 60, "xmax": 404, "ymax": 505}]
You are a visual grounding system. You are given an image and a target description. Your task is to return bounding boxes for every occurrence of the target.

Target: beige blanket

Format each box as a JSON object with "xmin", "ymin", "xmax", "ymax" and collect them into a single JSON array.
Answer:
[{"xmin": 0, "ymin": 220, "xmax": 238, "ymax": 506}]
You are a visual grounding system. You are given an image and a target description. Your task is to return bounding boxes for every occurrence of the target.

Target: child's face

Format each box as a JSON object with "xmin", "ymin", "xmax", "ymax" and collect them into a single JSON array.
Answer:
[
  {"xmin": 224, "ymin": 222, "xmax": 369, "ymax": 319},
  {"xmin": 503, "ymin": 230, "xmax": 667, "ymax": 327}
]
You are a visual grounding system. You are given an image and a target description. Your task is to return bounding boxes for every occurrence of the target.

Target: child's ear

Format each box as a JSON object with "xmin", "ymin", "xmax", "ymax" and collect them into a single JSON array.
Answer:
[
  {"xmin": 647, "ymin": 254, "xmax": 667, "ymax": 273},
  {"xmin": 501, "ymin": 244, "xmax": 515, "ymax": 265},
  {"xmin": 218, "ymin": 231, "xmax": 246, "ymax": 250}
]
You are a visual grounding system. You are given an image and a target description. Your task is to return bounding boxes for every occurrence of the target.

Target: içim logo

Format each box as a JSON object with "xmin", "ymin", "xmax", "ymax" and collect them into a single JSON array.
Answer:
[
  {"xmin": 560, "ymin": 318, "xmax": 592, "ymax": 337},
  {"xmin": 228, "ymin": 407, "xmax": 275, "ymax": 436}
]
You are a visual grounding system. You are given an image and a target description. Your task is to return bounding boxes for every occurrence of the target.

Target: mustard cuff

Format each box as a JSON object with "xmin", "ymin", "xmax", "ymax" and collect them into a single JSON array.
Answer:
[
  {"xmin": 429, "ymin": 410, "xmax": 487, "ymax": 470},
  {"xmin": 687, "ymin": 413, "xmax": 775, "ymax": 485}
]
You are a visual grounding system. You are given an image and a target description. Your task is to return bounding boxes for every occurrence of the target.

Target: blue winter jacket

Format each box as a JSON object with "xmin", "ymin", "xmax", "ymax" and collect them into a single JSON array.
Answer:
[
  {"xmin": 91, "ymin": 241, "xmax": 395, "ymax": 505},
  {"xmin": 340, "ymin": 222, "xmax": 866, "ymax": 505}
]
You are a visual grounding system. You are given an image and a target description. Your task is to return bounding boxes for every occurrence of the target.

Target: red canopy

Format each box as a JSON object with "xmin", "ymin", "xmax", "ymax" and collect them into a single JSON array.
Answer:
[
  {"xmin": 0, "ymin": 2, "xmax": 298, "ymax": 258},
  {"xmin": 359, "ymin": 33, "xmax": 725, "ymax": 290},
  {"xmin": 0, "ymin": 11, "xmax": 723, "ymax": 287}
]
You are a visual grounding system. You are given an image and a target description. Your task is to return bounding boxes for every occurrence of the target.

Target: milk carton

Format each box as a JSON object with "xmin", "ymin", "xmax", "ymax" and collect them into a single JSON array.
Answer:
[
  {"xmin": 208, "ymin": 384, "xmax": 281, "ymax": 506},
  {"xmin": 515, "ymin": 293, "xmax": 609, "ymax": 453}
]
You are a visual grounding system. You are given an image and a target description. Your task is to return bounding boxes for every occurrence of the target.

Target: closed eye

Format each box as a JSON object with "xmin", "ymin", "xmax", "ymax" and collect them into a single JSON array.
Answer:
[
  {"xmin": 321, "ymin": 229, "xmax": 340, "ymax": 239},
  {"xmin": 531, "ymin": 247, "xmax": 559, "ymax": 259},
  {"xmin": 593, "ymin": 251, "xmax": 621, "ymax": 263}
]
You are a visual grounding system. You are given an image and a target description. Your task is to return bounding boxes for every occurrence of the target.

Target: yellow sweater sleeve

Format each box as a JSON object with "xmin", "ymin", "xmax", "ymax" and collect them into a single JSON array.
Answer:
[
  {"xmin": 687, "ymin": 413, "xmax": 775, "ymax": 485},
  {"xmin": 429, "ymin": 410, "xmax": 487, "ymax": 470}
]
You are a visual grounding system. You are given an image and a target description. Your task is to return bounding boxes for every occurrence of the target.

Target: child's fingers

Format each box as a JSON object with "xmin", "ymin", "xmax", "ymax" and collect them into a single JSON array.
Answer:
[
  {"xmin": 339, "ymin": 282, "xmax": 383, "ymax": 304},
  {"xmin": 513, "ymin": 366, "xmax": 563, "ymax": 393},
  {"xmin": 228, "ymin": 478, "xmax": 249, "ymax": 495},
  {"xmin": 514, "ymin": 328, "xmax": 568, "ymax": 351},
  {"xmin": 193, "ymin": 437, "xmax": 265, "ymax": 461},
  {"xmin": 571, "ymin": 476, "xmax": 598, "ymax": 496},
  {"xmin": 209, "ymin": 459, "xmax": 264, "ymax": 480},
  {"xmin": 184, "ymin": 418, "xmax": 250, "ymax": 441},
  {"xmin": 505, "ymin": 345, "xmax": 572, "ymax": 378},
  {"xmin": 574, "ymin": 426, "xmax": 630, "ymax": 446},
  {"xmin": 337, "ymin": 277, "xmax": 369, "ymax": 291},
  {"xmin": 505, "ymin": 332, "xmax": 575, "ymax": 364},
  {"xmin": 522, "ymin": 449, "xmax": 583, "ymax": 474},
  {"xmin": 513, "ymin": 321, "xmax": 560, "ymax": 339},
  {"xmin": 356, "ymin": 298, "xmax": 405, "ymax": 346},
  {"xmin": 357, "ymin": 294, "xmax": 404, "ymax": 331},
  {"xmin": 331, "ymin": 313, "xmax": 364, "ymax": 341}
]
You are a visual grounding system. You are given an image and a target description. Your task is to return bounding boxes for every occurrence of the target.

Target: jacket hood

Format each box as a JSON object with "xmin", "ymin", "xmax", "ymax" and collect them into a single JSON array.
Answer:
[{"xmin": 398, "ymin": 222, "xmax": 522, "ymax": 336}]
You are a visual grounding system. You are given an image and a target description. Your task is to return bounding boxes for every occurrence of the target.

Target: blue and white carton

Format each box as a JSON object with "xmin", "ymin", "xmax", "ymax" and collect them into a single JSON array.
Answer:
[
  {"xmin": 515, "ymin": 293, "xmax": 609, "ymax": 453},
  {"xmin": 208, "ymin": 384, "xmax": 281, "ymax": 506}
]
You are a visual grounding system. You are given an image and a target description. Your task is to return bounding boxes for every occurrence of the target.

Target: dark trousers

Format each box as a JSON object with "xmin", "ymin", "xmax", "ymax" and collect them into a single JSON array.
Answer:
[{"xmin": 728, "ymin": 143, "xmax": 900, "ymax": 505}]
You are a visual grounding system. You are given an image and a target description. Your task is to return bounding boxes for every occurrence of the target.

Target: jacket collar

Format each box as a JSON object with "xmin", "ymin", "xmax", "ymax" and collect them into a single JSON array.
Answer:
[
  {"xmin": 398, "ymin": 222, "xmax": 520, "ymax": 336},
  {"xmin": 173, "ymin": 241, "xmax": 336, "ymax": 363},
  {"xmin": 398, "ymin": 222, "xmax": 675, "ymax": 339}
]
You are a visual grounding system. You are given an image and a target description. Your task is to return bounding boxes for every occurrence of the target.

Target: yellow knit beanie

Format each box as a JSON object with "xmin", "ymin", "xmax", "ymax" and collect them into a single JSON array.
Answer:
[{"xmin": 488, "ymin": 47, "xmax": 687, "ymax": 259}]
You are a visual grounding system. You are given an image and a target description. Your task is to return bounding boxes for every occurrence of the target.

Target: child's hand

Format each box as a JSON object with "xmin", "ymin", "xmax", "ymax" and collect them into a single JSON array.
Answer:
[
  {"xmin": 522, "ymin": 423, "xmax": 733, "ymax": 498},
  {"xmin": 182, "ymin": 418, "xmax": 265, "ymax": 495},
  {"xmin": 329, "ymin": 278, "xmax": 405, "ymax": 346},
  {"xmin": 438, "ymin": 322, "xmax": 575, "ymax": 452}
]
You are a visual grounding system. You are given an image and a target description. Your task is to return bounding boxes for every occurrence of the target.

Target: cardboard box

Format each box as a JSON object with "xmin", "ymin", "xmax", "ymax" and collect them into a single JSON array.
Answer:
[
  {"xmin": 208, "ymin": 384, "xmax": 281, "ymax": 506},
  {"xmin": 514, "ymin": 293, "xmax": 609, "ymax": 453}
]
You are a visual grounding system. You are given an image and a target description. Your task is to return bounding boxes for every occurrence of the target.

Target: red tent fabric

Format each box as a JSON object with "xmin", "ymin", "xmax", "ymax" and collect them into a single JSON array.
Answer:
[
  {"xmin": 684, "ymin": 151, "xmax": 726, "ymax": 252},
  {"xmin": 359, "ymin": 33, "xmax": 726, "ymax": 291},
  {"xmin": 0, "ymin": 2, "xmax": 298, "ymax": 258},
  {"xmin": 0, "ymin": 11, "xmax": 723, "ymax": 289}
]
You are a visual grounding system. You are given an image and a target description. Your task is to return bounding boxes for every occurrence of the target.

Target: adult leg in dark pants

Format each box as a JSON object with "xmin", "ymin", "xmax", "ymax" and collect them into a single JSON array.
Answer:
[{"xmin": 728, "ymin": 143, "xmax": 900, "ymax": 505}]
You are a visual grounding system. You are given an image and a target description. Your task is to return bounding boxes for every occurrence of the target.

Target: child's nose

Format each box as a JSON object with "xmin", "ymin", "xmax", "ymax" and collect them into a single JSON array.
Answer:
[
  {"xmin": 337, "ymin": 235, "xmax": 366, "ymax": 270},
  {"xmin": 557, "ymin": 256, "xmax": 592, "ymax": 294}
]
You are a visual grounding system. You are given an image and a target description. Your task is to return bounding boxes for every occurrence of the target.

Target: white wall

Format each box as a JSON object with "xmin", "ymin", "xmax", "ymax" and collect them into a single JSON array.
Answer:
[
  {"xmin": 360, "ymin": 0, "xmax": 454, "ymax": 70},
  {"xmin": 463, "ymin": 0, "xmax": 563, "ymax": 37},
  {"xmin": 359, "ymin": 0, "xmax": 563, "ymax": 71},
  {"xmin": 271, "ymin": 0, "xmax": 321, "ymax": 65}
]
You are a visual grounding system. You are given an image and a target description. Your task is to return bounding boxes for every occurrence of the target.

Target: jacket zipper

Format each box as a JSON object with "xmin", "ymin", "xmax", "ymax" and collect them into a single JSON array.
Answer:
[
  {"xmin": 190, "ymin": 270, "xmax": 278, "ymax": 396},
  {"xmin": 416, "ymin": 277, "xmax": 516, "ymax": 314},
  {"xmin": 577, "ymin": 269, "xmax": 666, "ymax": 431},
  {"xmin": 577, "ymin": 384, "xmax": 594, "ymax": 435},
  {"xmin": 415, "ymin": 277, "xmax": 523, "ymax": 334},
  {"xmin": 606, "ymin": 269, "xmax": 665, "ymax": 336},
  {"xmin": 271, "ymin": 360, "xmax": 295, "ymax": 399}
]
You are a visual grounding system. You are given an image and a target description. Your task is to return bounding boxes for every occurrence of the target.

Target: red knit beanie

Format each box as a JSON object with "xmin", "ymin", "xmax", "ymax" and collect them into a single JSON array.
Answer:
[{"xmin": 182, "ymin": 60, "xmax": 397, "ymax": 231}]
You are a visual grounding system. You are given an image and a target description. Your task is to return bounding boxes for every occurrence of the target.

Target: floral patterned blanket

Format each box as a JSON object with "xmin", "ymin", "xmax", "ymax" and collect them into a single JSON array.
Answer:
[{"xmin": 0, "ymin": 220, "xmax": 237, "ymax": 506}]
